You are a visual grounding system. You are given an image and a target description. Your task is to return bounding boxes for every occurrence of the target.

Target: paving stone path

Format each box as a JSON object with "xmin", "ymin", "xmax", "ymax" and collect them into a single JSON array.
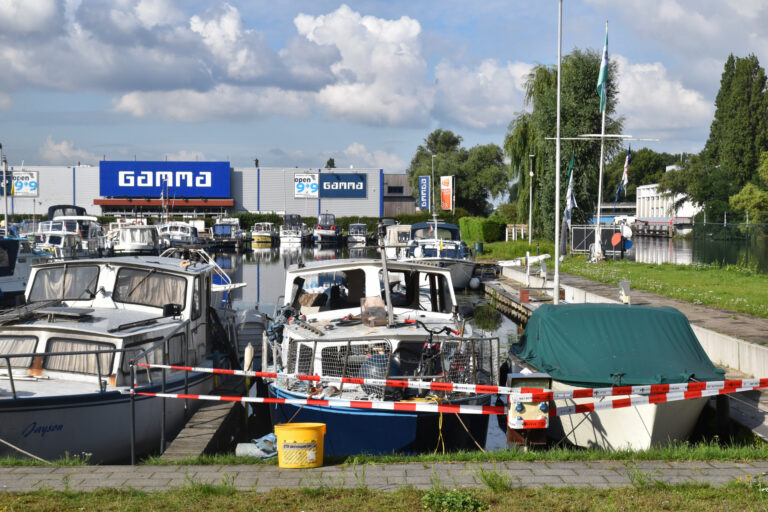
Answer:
[{"xmin": 1, "ymin": 460, "xmax": 766, "ymax": 492}]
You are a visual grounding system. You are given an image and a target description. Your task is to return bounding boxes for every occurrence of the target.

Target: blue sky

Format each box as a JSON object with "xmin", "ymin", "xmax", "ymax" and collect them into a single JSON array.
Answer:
[{"xmin": 0, "ymin": 0, "xmax": 765, "ymax": 170}]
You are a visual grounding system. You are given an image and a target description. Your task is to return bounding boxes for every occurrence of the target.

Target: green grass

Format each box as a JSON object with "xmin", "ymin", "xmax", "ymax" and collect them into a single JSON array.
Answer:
[
  {"xmin": 1, "ymin": 484, "xmax": 765, "ymax": 511},
  {"xmin": 475, "ymin": 239, "xmax": 555, "ymax": 260},
  {"xmin": 559, "ymin": 256, "xmax": 768, "ymax": 319}
]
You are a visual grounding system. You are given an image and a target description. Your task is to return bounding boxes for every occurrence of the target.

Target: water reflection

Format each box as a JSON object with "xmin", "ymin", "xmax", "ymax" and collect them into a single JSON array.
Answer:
[{"xmin": 629, "ymin": 236, "xmax": 767, "ymax": 272}]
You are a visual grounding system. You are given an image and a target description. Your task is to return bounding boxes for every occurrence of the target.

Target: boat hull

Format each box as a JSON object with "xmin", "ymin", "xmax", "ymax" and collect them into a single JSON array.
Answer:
[
  {"xmin": 268, "ymin": 385, "xmax": 490, "ymax": 456},
  {"xmin": 409, "ymin": 258, "xmax": 476, "ymax": 289},
  {"xmin": 0, "ymin": 374, "xmax": 212, "ymax": 464},
  {"xmin": 547, "ymin": 381, "xmax": 707, "ymax": 450}
]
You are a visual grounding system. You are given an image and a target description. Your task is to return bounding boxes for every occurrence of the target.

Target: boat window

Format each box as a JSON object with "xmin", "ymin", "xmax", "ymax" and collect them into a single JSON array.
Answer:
[
  {"xmin": 191, "ymin": 277, "xmax": 202, "ymax": 320},
  {"xmin": 121, "ymin": 228, "xmax": 156, "ymax": 244},
  {"xmin": 294, "ymin": 269, "xmax": 366, "ymax": 311},
  {"xmin": 44, "ymin": 339, "xmax": 114, "ymax": 376},
  {"xmin": 113, "ymin": 268, "xmax": 187, "ymax": 309},
  {"xmin": 0, "ymin": 336, "xmax": 37, "ymax": 368},
  {"xmin": 28, "ymin": 265, "xmax": 100, "ymax": 302},
  {"xmin": 122, "ymin": 334, "xmax": 185, "ymax": 375},
  {"xmin": 380, "ymin": 270, "xmax": 418, "ymax": 308},
  {"xmin": 412, "ymin": 227, "xmax": 456, "ymax": 240},
  {"xmin": 318, "ymin": 214, "xmax": 335, "ymax": 225}
]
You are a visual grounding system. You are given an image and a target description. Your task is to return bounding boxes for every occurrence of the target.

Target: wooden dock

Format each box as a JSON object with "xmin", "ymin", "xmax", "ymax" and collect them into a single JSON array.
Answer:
[{"xmin": 482, "ymin": 278, "xmax": 551, "ymax": 327}]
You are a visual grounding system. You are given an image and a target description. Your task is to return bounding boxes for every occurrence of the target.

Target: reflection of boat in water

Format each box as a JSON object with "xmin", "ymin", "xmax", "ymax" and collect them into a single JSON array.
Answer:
[
  {"xmin": 264, "ymin": 259, "xmax": 496, "ymax": 456},
  {"xmin": 279, "ymin": 243, "xmax": 304, "ymax": 268},
  {"xmin": 313, "ymin": 245, "xmax": 338, "ymax": 261},
  {"xmin": 509, "ymin": 304, "xmax": 724, "ymax": 451},
  {"xmin": 0, "ymin": 252, "xmax": 242, "ymax": 463},
  {"xmin": 251, "ymin": 246, "xmax": 279, "ymax": 262}
]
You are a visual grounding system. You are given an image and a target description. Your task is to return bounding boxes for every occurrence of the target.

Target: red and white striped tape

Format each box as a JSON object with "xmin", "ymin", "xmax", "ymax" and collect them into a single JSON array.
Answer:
[
  {"xmin": 134, "ymin": 362, "xmax": 768, "ymax": 402},
  {"xmin": 135, "ymin": 391, "xmax": 506, "ymax": 416},
  {"xmin": 546, "ymin": 384, "xmax": 763, "ymax": 419}
]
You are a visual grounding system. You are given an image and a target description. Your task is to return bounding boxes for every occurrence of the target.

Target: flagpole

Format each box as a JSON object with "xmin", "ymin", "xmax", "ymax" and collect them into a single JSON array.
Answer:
[
  {"xmin": 594, "ymin": 20, "xmax": 608, "ymax": 261},
  {"xmin": 553, "ymin": 0, "xmax": 562, "ymax": 305}
]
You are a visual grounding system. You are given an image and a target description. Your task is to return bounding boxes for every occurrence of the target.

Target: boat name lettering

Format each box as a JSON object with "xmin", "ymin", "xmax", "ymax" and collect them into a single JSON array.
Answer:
[
  {"xmin": 322, "ymin": 181, "xmax": 364, "ymax": 190},
  {"xmin": 22, "ymin": 422, "xmax": 63, "ymax": 438},
  {"xmin": 118, "ymin": 170, "xmax": 212, "ymax": 188}
]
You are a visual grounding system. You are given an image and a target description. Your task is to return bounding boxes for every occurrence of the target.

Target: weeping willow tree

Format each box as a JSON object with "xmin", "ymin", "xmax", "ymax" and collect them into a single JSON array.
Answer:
[{"xmin": 504, "ymin": 48, "xmax": 624, "ymax": 239}]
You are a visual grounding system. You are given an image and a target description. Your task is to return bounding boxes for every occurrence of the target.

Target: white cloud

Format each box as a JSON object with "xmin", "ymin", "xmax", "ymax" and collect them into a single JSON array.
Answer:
[
  {"xmin": 614, "ymin": 55, "xmax": 713, "ymax": 132},
  {"xmin": 434, "ymin": 59, "xmax": 531, "ymax": 129},
  {"xmin": 113, "ymin": 84, "xmax": 312, "ymax": 121},
  {"xmin": 163, "ymin": 150, "xmax": 206, "ymax": 161},
  {"xmin": 38, "ymin": 136, "xmax": 98, "ymax": 165},
  {"xmin": 342, "ymin": 142, "xmax": 405, "ymax": 171},
  {"xmin": 0, "ymin": 0, "xmax": 63, "ymax": 36},
  {"xmin": 0, "ymin": 93, "xmax": 11, "ymax": 109},
  {"xmin": 135, "ymin": 0, "xmax": 185, "ymax": 28},
  {"xmin": 295, "ymin": 4, "xmax": 433, "ymax": 126}
]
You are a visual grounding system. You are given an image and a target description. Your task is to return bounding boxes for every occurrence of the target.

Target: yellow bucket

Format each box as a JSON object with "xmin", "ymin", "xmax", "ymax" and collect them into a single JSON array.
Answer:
[{"xmin": 274, "ymin": 423, "xmax": 326, "ymax": 468}]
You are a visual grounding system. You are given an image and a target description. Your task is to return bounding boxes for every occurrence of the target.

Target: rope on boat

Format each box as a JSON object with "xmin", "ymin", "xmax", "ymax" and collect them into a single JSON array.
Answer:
[
  {"xmin": 134, "ymin": 362, "xmax": 768, "ymax": 402},
  {"xmin": 0, "ymin": 437, "xmax": 52, "ymax": 464}
]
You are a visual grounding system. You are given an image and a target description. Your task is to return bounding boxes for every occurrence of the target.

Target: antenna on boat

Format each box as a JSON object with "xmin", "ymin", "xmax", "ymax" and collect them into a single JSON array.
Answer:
[{"xmin": 1, "ymin": 144, "xmax": 7, "ymax": 238}]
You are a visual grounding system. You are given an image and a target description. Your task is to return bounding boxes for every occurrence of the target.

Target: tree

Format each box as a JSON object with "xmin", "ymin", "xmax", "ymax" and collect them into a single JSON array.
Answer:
[
  {"xmin": 662, "ymin": 54, "xmax": 768, "ymax": 221},
  {"xmin": 729, "ymin": 151, "xmax": 768, "ymax": 222},
  {"xmin": 504, "ymin": 48, "xmax": 623, "ymax": 239},
  {"xmin": 325, "ymin": 158, "xmax": 336, "ymax": 169},
  {"xmin": 406, "ymin": 129, "xmax": 506, "ymax": 216}
]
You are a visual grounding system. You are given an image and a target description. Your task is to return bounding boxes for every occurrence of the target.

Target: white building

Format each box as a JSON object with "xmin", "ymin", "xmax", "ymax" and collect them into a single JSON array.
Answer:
[{"xmin": 636, "ymin": 166, "xmax": 701, "ymax": 220}]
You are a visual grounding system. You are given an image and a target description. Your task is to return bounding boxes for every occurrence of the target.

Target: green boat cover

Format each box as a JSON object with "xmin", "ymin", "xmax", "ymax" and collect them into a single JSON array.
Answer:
[{"xmin": 510, "ymin": 304, "xmax": 724, "ymax": 387}]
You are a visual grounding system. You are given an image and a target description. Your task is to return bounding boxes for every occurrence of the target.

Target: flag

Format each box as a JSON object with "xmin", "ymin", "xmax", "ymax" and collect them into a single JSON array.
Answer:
[
  {"xmin": 564, "ymin": 152, "xmax": 577, "ymax": 229},
  {"xmin": 596, "ymin": 22, "xmax": 608, "ymax": 113},
  {"xmin": 613, "ymin": 146, "xmax": 631, "ymax": 209}
]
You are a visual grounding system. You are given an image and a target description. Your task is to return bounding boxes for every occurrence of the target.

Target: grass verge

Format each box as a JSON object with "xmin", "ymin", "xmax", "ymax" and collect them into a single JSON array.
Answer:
[
  {"xmin": 1, "ymin": 483, "xmax": 766, "ymax": 511},
  {"xmin": 558, "ymin": 256, "xmax": 768, "ymax": 319}
]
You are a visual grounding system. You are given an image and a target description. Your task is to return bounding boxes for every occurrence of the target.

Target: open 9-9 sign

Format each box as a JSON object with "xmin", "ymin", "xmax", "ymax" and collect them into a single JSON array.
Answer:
[
  {"xmin": 11, "ymin": 171, "xmax": 39, "ymax": 197},
  {"xmin": 294, "ymin": 173, "xmax": 318, "ymax": 198}
]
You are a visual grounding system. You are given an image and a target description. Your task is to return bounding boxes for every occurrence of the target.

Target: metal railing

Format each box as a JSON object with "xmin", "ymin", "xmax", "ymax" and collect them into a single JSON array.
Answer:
[{"xmin": 128, "ymin": 319, "xmax": 191, "ymax": 465}]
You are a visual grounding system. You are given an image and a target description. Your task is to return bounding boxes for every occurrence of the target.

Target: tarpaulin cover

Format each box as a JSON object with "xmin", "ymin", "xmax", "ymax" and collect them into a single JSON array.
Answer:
[{"xmin": 510, "ymin": 304, "xmax": 724, "ymax": 387}]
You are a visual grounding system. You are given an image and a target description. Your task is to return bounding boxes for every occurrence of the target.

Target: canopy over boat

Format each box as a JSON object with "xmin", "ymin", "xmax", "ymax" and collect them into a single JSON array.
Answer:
[{"xmin": 511, "ymin": 304, "xmax": 724, "ymax": 387}]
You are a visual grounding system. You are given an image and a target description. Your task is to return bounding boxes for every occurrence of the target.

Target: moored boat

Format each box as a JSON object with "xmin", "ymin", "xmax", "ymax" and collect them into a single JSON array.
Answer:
[
  {"xmin": 263, "ymin": 258, "xmax": 498, "ymax": 455},
  {"xmin": 0, "ymin": 252, "xmax": 243, "ymax": 463},
  {"xmin": 346, "ymin": 223, "xmax": 369, "ymax": 246},
  {"xmin": 313, "ymin": 213, "xmax": 340, "ymax": 245},
  {"xmin": 251, "ymin": 222, "xmax": 278, "ymax": 246},
  {"xmin": 403, "ymin": 219, "xmax": 475, "ymax": 289},
  {"xmin": 509, "ymin": 303, "xmax": 725, "ymax": 450}
]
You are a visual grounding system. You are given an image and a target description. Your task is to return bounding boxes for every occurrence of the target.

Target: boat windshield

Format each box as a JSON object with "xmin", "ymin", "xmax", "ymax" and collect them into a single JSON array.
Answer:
[
  {"xmin": 318, "ymin": 214, "xmax": 335, "ymax": 226},
  {"xmin": 113, "ymin": 268, "xmax": 187, "ymax": 309},
  {"xmin": 28, "ymin": 265, "xmax": 101, "ymax": 302},
  {"xmin": 412, "ymin": 227, "xmax": 456, "ymax": 240},
  {"xmin": 120, "ymin": 228, "xmax": 156, "ymax": 244},
  {"xmin": 349, "ymin": 225, "xmax": 367, "ymax": 235},
  {"xmin": 291, "ymin": 268, "xmax": 365, "ymax": 312}
]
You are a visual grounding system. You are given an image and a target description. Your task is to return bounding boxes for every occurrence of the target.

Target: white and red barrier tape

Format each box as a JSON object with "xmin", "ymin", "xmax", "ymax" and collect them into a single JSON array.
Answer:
[
  {"xmin": 135, "ymin": 391, "xmax": 506, "ymax": 415},
  {"xmin": 134, "ymin": 362, "xmax": 768, "ymax": 402}
]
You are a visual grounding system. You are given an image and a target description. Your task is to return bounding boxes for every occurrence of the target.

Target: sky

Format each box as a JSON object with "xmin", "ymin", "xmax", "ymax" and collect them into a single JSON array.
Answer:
[{"xmin": 0, "ymin": 0, "xmax": 766, "ymax": 171}]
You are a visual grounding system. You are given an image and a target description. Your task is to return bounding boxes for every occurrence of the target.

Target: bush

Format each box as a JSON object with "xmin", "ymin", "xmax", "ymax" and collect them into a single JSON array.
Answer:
[
  {"xmin": 422, "ymin": 488, "xmax": 487, "ymax": 512},
  {"xmin": 459, "ymin": 217, "xmax": 506, "ymax": 243}
]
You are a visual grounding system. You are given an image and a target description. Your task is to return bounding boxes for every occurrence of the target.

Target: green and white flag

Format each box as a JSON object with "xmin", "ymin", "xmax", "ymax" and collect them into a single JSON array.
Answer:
[{"xmin": 596, "ymin": 23, "xmax": 608, "ymax": 112}]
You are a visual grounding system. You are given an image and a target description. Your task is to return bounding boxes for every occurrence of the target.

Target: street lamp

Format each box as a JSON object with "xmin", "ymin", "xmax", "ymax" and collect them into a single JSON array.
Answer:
[
  {"xmin": 430, "ymin": 154, "xmax": 435, "ymax": 214},
  {"xmin": 528, "ymin": 154, "xmax": 535, "ymax": 245}
]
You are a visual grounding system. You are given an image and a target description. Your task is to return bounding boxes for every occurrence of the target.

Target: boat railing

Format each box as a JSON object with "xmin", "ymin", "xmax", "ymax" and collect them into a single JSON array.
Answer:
[
  {"xmin": 1, "ymin": 347, "xmax": 123, "ymax": 400},
  {"xmin": 160, "ymin": 247, "xmax": 232, "ymax": 286},
  {"xmin": 277, "ymin": 335, "xmax": 500, "ymax": 398},
  {"xmin": 128, "ymin": 318, "xmax": 192, "ymax": 465}
]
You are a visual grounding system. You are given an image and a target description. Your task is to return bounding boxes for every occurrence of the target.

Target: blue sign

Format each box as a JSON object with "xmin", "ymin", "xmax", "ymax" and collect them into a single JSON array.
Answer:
[
  {"xmin": 418, "ymin": 176, "xmax": 430, "ymax": 210},
  {"xmin": 100, "ymin": 161, "xmax": 230, "ymax": 198},
  {"xmin": 319, "ymin": 173, "xmax": 367, "ymax": 198}
]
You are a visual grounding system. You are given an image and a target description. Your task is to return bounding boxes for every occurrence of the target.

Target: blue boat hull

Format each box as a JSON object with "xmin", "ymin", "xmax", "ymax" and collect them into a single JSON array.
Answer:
[{"xmin": 268, "ymin": 384, "xmax": 490, "ymax": 456}]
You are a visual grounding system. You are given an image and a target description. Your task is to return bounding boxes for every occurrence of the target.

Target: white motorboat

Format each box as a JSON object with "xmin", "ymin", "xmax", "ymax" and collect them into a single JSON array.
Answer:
[
  {"xmin": 0, "ymin": 238, "xmax": 51, "ymax": 307},
  {"xmin": 33, "ymin": 229, "xmax": 83, "ymax": 260},
  {"xmin": 383, "ymin": 224, "xmax": 411, "ymax": 259},
  {"xmin": 279, "ymin": 215, "xmax": 310, "ymax": 244},
  {"xmin": 157, "ymin": 221, "xmax": 199, "ymax": 247},
  {"xmin": 402, "ymin": 219, "xmax": 475, "ymax": 289},
  {"xmin": 346, "ymin": 223, "xmax": 369, "ymax": 246},
  {"xmin": 0, "ymin": 252, "xmax": 243, "ymax": 463},
  {"xmin": 112, "ymin": 225, "xmax": 160, "ymax": 255},
  {"xmin": 263, "ymin": 258, "xmax": 499, "ymax": 456},
  {"xmin": 52, "ymin": 216, "xmax": 107, "ymax": 257},
  {"xmin": 509, "ymin": 303, "xmax": 725, "ymax": 451}
]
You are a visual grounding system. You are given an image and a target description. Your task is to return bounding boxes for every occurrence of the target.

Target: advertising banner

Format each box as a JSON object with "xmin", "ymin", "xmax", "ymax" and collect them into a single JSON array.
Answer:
[
  {"xmin": 440, "ymin": 175, "xmax": 454, "ymax": 210},
  {"xmin": 319, "ymin": 173, "xmax": 367, "ymax": 199},
  {"xmin": 11, "ymin": 171, "xmax": 39, "ymax": 197},
  {"xmin": 418, "ymin": 175, "xmax": 430, "ymax": 210},
  {"xmin": 294, "ymin": 174, "xmax": 319, "ymax": 198},
  {"xmin": 99, "ymin": 161, "xmax": 230, "ymax": 198}
]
